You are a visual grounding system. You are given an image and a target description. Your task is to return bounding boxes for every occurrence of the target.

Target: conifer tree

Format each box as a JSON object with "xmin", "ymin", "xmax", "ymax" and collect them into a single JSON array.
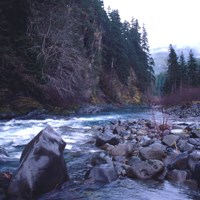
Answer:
[
  {"xmin": 187, "ymin": 50, "xmax": 198, "ymax": 87},
  {"xmin": 179, "ymin": 52, "xmax": 188, "ymax": 86},
  {"xmin": 141, "ymin": 25, "xmax": 155, "ymax": 89},
  {"xmin": 163, "ymin": 44, "xmax": 180, "ymax": 94},
  {"xmin": 108, "ymin": 10, "xmax": 130, "ymax": 84}
]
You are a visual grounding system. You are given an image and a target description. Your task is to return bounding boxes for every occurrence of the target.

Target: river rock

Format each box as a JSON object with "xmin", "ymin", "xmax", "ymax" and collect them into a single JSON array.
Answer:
[
  {"xmin": 114, "ymin": 162, "xmax": 127, "ymax": 176},
  {"xmin": 177, "ymin": 140, "xmax": 194, "ymax": 152},
  {"xmin": 185, "ymin": 123, "xmax": 197, "ymax": 131},
  {"xmin": 140, "ymin": 136, "xmax": 153, "ymax": 147},
  {"xmin": 91, "ymin": 152, "xmax": 110, "ymax": 166},
  {"xmin": 109, "ymin": 143, "xmax": 134, "ymax": 157},
  {"xmin": 8, "ymin": 125, "xmax": 69, "ymax": 199},
  {"xmin": 140, "ymin": 143, "xmax": 166, "ymax": 161},
  {"xmin": 126, "ymin": 158, "xmax": 164, "ymax": 180},
  {"xmin": 86, "ymin": 164, "xmax": 118, "ymax": 183},
  {"xmin": 162, "ymin": 134, "xmax": 179, "ymax": 147},
  {"xmin": 113, "ymin": 126, "xmax": 126, "ymax": 135},
  {"xmin": 170, "ymin": 152, "xmax": 189, "ymax": 170},
  {"xmin": 164, "ymin": 153, "xmax": 179, "ymax": 168},
  {"xmin": 194, "ymin": 161, "xmax": 200, "ymax": 187},
  {"xmin": 192, "ymin": 130, "xmax": 200, "ymax": 138},
  {"xmin": 166, "ymin": 169, "xmax": 188, "ymax": 183},
  {"xmin": 188, "ymin": 151, "xmax": 200, "ymax": 171},
  {"xmin": 96, "ymin": 132, "xmax": 120, "ymax": 147},
  {"xmin": 188, "ymin": 138, "xmax": 199, "ymax": 146}
]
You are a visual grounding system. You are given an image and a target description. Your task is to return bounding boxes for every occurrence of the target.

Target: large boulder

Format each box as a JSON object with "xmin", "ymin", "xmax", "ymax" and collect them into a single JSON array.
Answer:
[{"xmin": 8, "ymin": 125, "xmax": 69, "ymax": 199}]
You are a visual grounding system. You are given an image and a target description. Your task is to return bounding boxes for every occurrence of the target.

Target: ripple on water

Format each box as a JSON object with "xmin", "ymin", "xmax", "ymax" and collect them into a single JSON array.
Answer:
[{"xmin": 86, "ymin": 179, "xmax": 200, "ymax": 200}]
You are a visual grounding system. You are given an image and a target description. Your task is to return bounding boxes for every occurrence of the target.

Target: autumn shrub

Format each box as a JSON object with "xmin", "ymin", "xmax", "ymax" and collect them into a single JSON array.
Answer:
[{"xmin": 161, "ymin": 87, "xmax": 200, "ymax": 107}]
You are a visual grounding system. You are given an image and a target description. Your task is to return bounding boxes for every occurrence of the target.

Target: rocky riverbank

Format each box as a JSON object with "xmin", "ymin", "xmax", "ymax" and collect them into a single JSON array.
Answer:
[
  {"xmin": 1, "ymin": 113, "xmax": 200, "ymax": 199},
  {"xmin": 87, "ymin": 118, "xmax": 200, "ymax": 186},
  {"xmin": 165, "ymin": 102, "xmax": 200, "ymax": 118}
]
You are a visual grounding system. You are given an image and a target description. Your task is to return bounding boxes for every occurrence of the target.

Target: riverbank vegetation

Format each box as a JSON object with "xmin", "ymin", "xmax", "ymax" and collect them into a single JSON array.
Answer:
[{"xmin": 155, "ymin": 45, "xmax": 200, "ymax": 107}]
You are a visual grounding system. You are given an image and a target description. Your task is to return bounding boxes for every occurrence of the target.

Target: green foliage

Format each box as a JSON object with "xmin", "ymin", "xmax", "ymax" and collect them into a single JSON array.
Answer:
[
  {"xmin": 187, "ymin": 50, "xmax": 199, "ymax": 87},
  {"xmin": 163, "ymin": 45, "xmax": 200, "ymax": 96},
  {"xmin": 155, "ymin": 73, "xmax": 167, "ymax": 96},
  {"xmin": 179, "ymin": 52, "xmax": 187, "ymax": 85},
  {"xmin": 101, "ymin": 13, "xmax": 155, "ymax": 89},
  {"xmin": 163, "ymin": 44, "xmax": 180, "ymax": 94}
]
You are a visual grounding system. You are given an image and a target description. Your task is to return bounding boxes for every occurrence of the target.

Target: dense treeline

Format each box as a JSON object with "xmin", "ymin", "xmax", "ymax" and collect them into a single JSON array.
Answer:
[
  {"xmin": 0, "ymin": 0, "xmax": 154, "ymax": 112},
  {"xmin": 102, "ymin": 9, "xmax": 155, "ymax": 90},
  {"xmin": 159, "ymin": 44, "xmax": 200, "ymax": 96}
]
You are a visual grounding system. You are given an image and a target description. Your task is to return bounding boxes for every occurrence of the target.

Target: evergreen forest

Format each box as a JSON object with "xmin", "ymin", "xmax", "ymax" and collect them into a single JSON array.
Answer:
[{"xmin": 156, "ymin": 44, "xmax": 200, "ymax": 104}]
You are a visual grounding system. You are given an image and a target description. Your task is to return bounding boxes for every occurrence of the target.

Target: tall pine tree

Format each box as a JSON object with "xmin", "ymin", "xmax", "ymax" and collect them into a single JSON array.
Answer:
[
  {"xmin": 163, "ymin": 44, "xmax": 180, "ymax": 94},
  {"xmin": 179, "ymin": 52, "xmax": 188, "ymax": 87},
  {"xmin": 187, "ymin": 50, "xmax": 198, "ymax": 87}
]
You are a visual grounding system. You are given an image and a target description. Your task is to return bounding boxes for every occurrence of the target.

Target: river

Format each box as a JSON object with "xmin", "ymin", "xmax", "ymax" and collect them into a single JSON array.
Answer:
[{"xmin": 0, "ymin": 107, "xmax": 200, "ymax": 199}]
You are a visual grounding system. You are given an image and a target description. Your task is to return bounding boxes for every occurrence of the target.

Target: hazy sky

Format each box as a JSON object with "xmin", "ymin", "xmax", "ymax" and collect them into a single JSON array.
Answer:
[{"xmin": 104, "ymin": 0, "xmax": 200, "ymax": 50}]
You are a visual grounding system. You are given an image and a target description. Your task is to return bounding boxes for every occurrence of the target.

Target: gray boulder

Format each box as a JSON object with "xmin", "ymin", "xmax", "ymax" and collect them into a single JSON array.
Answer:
[
  {"xmin": 166, "ymin": 169, "xmax": 188, "ymax": 183},
  {"xmin": 170, "ymin": 152, "xmax": 188, "ymax": 170},
  {"xmin": 8, "ymin": 125, "xmax": 69, "ymax": 199},
  {"xmin": 194, "ymin": 161, "xmax": 200, "ymax": 187},
  {"xmin": 162, "ymin": 134, "xmax": 179, "ymax": 147},
  {"xmin": 140, "ymin": 143, "xmax": 166, "ymax": 160},
  {"xmin": 164, "ymin": 153, "xmax": 179, "ymax": 168},
  {"xmin": 109, "ymin": 143, "xmax": 134, "ymax": 157},
  {"xmin": 192, "ymin": 130, "xmax": 200, "ymax": 138},
  {"xmin": 86, "ymin": 164, "xmax": 117, "ymax": 183},
  {"xmin": 126, "ymin": 158, "xmax": 164, "ymax": 180},
  {"xmin": 96, "ymin": 132, "xmax": 120, "ymax": 147},
  {"xmin": 188, "ymin": 151, "xmax": 200, "ymax": 171},
  {"xmin": 177, "ymin": 140, "xmax": 194, "ymax": 152}
]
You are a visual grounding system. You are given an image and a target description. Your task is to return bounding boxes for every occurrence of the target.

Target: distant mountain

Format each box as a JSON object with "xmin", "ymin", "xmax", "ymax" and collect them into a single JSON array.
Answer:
[{"xmin": 151, "ymin": 45, "xmax": 200, "ymax": 74}]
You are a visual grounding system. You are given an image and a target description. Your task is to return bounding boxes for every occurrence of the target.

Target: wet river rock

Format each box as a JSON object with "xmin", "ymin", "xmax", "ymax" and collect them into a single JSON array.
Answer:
[
  {"xmin": 126, "ymin": 158, "xmax": 164, "ymax": 179},
  {"xmin": 92, "ymin": 119, "xmax": 200, "ymax": 187},
  {"xmin": 8, "ymin": 125, "xmax": 69, "ymax": 199}
]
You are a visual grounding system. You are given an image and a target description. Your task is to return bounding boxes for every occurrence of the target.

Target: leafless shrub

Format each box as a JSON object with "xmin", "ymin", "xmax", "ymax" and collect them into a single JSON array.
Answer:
[{"xmin": 161, "ymin": 87, "xmax": 200, "ymax": 107}]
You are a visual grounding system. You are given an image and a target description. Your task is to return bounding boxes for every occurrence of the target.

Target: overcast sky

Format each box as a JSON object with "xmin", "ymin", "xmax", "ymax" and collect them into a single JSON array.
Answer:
[{"xmin": 103, "ymin": 0, "xmax": 200, "ymax": 50}]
